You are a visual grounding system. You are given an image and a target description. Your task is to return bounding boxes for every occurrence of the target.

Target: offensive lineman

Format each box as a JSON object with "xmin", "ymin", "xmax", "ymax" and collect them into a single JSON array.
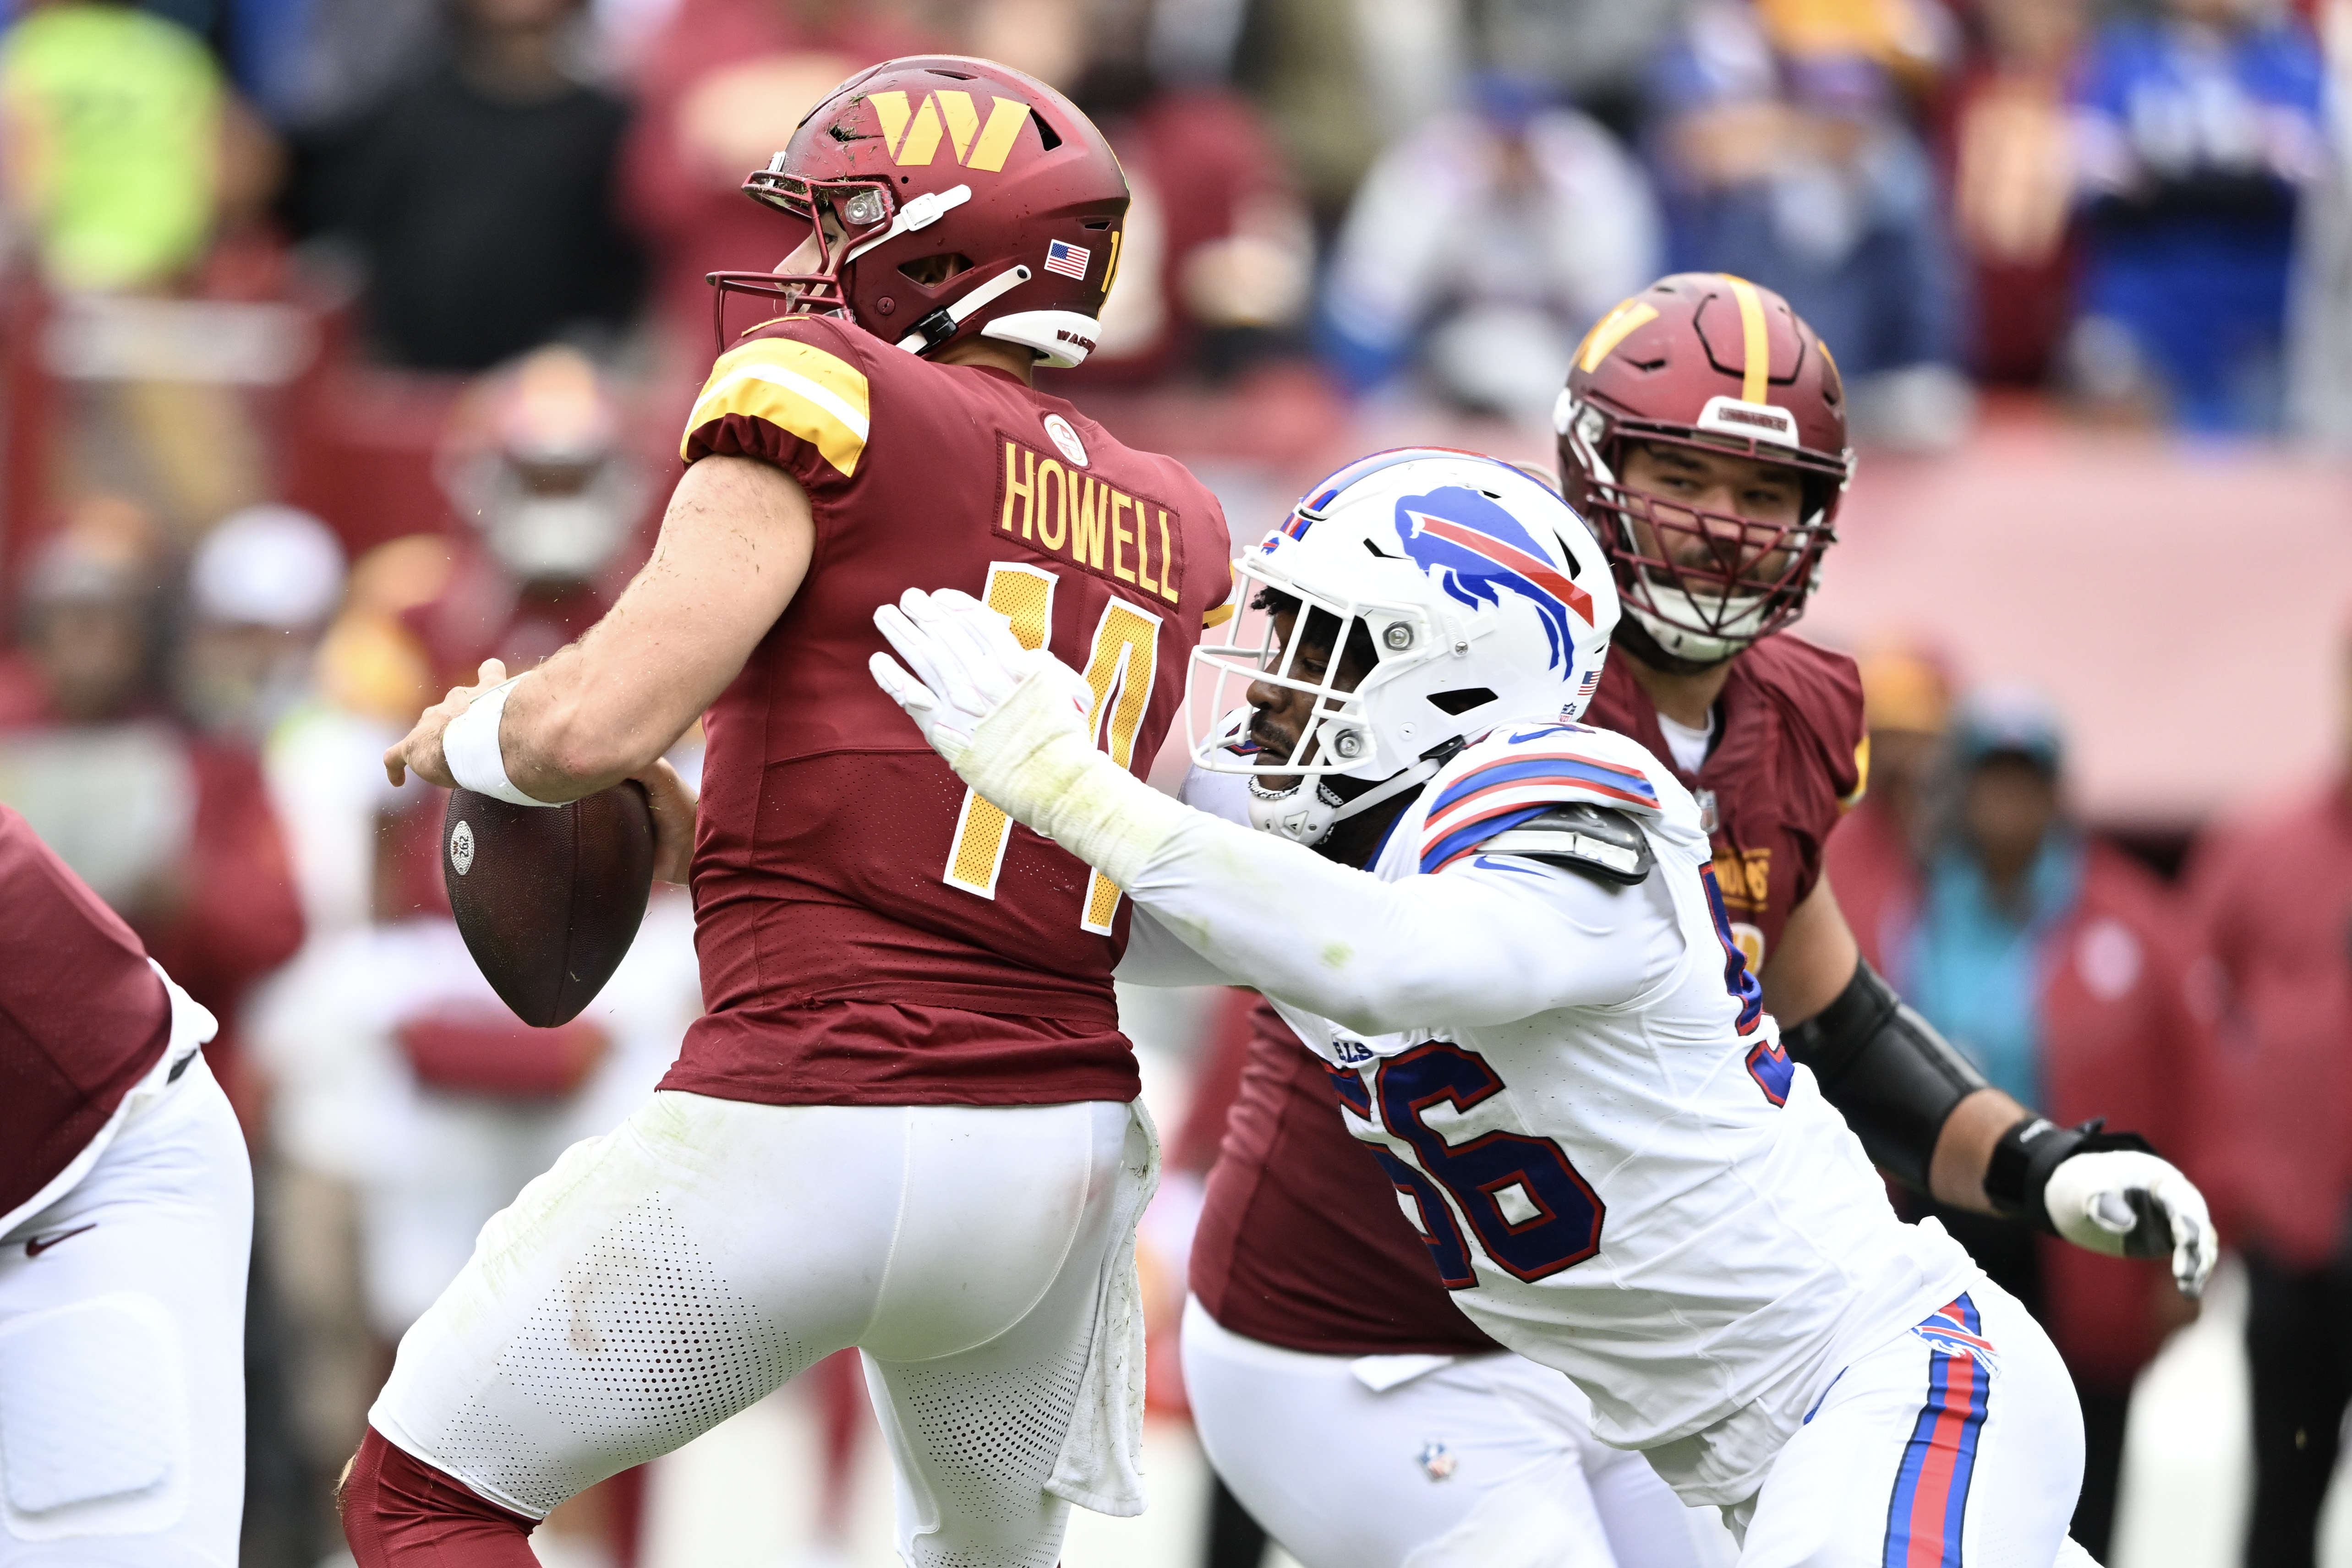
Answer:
[
  {"xmin": 868, "ymin": 448, "xmax": 2157, "ymax": 1559},
  {"xmin": 355, "ymin": 57, "xmax": 1231, "ymax": 1568},
  {"xmin": 0, "ymin": 804, "xmax": 250, "ymax": 1566},
  {"xmin": 1179, "ymin": 277, "xmax": 2216, "ymax": 1565}
]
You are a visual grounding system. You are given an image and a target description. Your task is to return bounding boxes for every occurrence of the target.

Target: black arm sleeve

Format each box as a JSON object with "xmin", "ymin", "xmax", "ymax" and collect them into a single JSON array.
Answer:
[{"xmin": 1779, "ymin": 961, "xmax": 1988, "ymax": 1194}]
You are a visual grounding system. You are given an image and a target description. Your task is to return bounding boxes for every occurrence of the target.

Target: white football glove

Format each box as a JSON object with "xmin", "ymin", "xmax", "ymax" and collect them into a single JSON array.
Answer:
[
  {"xmin": 2042, "ymin": 1149, "xmax": 2218, "ymax": 1298},
  {"xmin": 871, "ymin": 585, "xmax": 1186, "ymax": 885},
  {"xmin": 870, "ymin": 588, "xmax": 1065, "ymax": 763}
]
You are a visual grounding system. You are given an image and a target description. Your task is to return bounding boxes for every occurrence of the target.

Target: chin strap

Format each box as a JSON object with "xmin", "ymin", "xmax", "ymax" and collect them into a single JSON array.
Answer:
[
  {"xmin": 1247, "ymin": 740, "xmax": 1462, "ymax": 846},
  {"xmin": 898, "ymin": 263, "xmax": 1033, "ymax": 355}
]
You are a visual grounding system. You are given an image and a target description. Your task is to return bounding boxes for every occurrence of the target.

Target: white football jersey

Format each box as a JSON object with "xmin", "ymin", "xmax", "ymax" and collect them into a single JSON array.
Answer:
[{"xmin": 1257, "ymin": 720, "xmax": 1977, "ymax": 1507}]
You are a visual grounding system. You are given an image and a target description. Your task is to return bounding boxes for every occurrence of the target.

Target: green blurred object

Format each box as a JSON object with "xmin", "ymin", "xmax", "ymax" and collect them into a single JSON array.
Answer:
[{"xmin": 0, "ymin": 2, "xmax": 221, "ymax": 292}]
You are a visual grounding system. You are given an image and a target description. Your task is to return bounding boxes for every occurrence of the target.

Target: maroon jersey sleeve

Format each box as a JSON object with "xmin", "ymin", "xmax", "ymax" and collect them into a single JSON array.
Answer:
[
  {"xmin": 666, "ymin": 322, "xmax": 1233, "ymax": 1108},
  {"xmin": 1748, "ymin": 635, "xmax": 1868, "ymax": 814},
  {"xmin": 0, "ymin": 806, "xmax": 173, "ymax": 1219},
  {"xmin": 680, "ymin": 316, "xmax": 881, "ymax": 503}
]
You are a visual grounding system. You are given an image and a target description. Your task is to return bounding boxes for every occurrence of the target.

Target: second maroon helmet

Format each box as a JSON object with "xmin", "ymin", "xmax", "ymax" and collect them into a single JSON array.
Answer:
[
  {"xmin": 708, "ymin": 56, "xmax": 1129, "ymax": 369},
  {"xmin": 1555, "ymin": 273, "xmax": 1853, "ymax": 667}
]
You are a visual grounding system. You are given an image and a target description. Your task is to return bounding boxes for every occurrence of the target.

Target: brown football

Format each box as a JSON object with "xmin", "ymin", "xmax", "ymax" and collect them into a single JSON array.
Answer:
[{"xmin": 442, "ymin": 781, "xmax": 656, "ymax": 1027}]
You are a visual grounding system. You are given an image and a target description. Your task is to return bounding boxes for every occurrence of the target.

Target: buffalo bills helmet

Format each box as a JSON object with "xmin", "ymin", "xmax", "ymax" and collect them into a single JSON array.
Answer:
[{"xmin": 1192, "ymin": 449, "xmax": 1619, "ymax": 793}]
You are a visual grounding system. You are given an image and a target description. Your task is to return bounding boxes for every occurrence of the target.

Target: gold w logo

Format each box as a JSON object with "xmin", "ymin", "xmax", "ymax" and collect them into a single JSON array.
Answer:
[{"xmin": 869, "ymin": 90, "xmax": 1030, "ymax": 173}]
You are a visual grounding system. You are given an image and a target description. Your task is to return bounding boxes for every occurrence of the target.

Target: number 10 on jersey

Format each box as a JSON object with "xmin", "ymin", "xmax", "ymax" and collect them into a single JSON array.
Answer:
[{"xmin": 941, "ymin": 562, "xmax": 1162, "ymax": 932}]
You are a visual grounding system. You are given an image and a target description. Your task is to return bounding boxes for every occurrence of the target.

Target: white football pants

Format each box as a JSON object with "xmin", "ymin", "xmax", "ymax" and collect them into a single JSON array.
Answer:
[
  {"xmin": 371, "ymin": 1092, "xmax": 1151, "ymax": 1568},
  {"xmin": 1181, "ymin": 1297, "xmax": 1737, "ymax": 1568},
  {"xmin": 0, "ymin": 1054, "xmax": 253, "ymax": 1568},
  {"xmin": 1729, "ymin": 1279, "xmax": 2083, "ymax": 1567}
]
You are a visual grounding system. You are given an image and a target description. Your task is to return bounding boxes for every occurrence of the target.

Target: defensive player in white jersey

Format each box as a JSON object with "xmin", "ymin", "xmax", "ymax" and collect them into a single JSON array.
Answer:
[{"xmin": 870, "ymin": 450, "xmax": 2087, "ymax": 1560}]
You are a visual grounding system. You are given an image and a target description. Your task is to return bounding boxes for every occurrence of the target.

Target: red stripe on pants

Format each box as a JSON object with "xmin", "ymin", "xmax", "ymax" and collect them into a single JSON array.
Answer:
[
  {"xmin": 1903, "ymin": 1353, "xmax": 1977, "ymax": 1568},
  {"xmin": 341, "ymin": 1426, "xmax": 540, "ymax": 1568}
]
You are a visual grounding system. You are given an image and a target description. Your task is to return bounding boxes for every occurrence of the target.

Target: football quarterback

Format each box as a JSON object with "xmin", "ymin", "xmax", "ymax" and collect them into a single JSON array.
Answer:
[
  {"xmin": 874, "ymin": 450, "xmax": 2091, "ymax": 1560},
  {"xmin": 358, "ymin": 55, "xmax": 1230, "ymax": 1568}
]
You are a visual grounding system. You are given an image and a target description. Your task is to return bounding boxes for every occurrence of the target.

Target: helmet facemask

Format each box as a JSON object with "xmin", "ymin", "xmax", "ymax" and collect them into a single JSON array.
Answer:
[
  {"xmin": 706, "ymin": 174, "xmax": 881, "ymax": 345},
  {"xmin": 1192, "ymin": 574, "xmax": 1420, "ymax": 781},
  {"xmin": 1564, "ymin": 400, "xmax": 1842, "ymax": 667}
]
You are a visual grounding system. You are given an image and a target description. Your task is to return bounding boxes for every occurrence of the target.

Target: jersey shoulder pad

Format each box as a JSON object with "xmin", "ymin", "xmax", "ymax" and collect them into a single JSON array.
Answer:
[
  {"xmin": 1417, "ymin": 721, "xmax": 1671, "ymax": 876},
  {"xmin": 679, "ymin": 317, "xmax": 877, "ymax": 481},
  {"xmin": 1476, "ymin": 803, "xmax": 1655, "ymax": 885},
  {"xmin": 1739, "ymin": 634, "xmax": 1868, "ymax": 809}
]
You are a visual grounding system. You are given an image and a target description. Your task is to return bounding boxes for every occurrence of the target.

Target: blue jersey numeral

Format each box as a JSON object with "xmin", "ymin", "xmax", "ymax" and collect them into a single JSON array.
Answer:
[
  {"xmin": 1373, "ymin": 1043, "xmax": 1605, "ymax": 1284},
  {"xmin": 1698, "ymin": 862, "xmax": 1792, "ymax": 1104}
]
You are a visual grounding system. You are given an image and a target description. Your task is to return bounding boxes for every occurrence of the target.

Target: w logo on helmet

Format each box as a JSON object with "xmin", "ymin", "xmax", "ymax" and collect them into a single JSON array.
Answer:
[
  {"xmin": 1395, "ymin": 488, "xmax": 1594, "ymax": 672},
  {"xmin": 868, "ymin": 90, "xmax": 1031, "ymax": 172}
]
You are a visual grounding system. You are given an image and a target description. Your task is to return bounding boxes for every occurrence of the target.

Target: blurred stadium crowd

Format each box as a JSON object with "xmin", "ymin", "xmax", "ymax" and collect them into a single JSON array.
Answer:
[{"xmin": 0, "ymin": 0, "xmax": 2349, "ymax": 1564}]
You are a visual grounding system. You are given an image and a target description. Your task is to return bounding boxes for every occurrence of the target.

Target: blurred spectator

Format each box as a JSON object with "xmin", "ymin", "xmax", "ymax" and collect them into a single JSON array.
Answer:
[
  {"xmin": 408, "ymin": 344, "xmax": 649, "ymax": 679},
  {"xmin": 0, "ymin": 0, "xmax": 224, "ymax": 291},
  {"xmin": 1646, "ymin": 0, "xmax": 1972, "ymax": 449},
  {"xmin": 1229, "ymin": 0, "xmax": 1465, "ymax": 229},
  {"xmin": 269, "ymin": 534, "xmax": 449, "ymax": 939},
  {"xmin": 1883, "ymin": 686, "xmax": 2204, "ymax": 1557},
  {"xmin": 2182, "ymin": 626, "xmax": 2352, "ymax": 1568},
  {"xmin": 241, "ymin": 0, "xmax": 444, "ymax": 134},
  {"xmin": 2068, "ymin": 0, "xmax": 2325, "ymax": 433},
  {"xmin": 617, "ymin": 0, "xmax": 924, "ymax": 359},
  {"xmin": 0, "ymin": 497, "xmax": 304, "ymax": 1122},
  {"xmin": 2286, "ymin": 0, "xmax": 2352, "ymax": 448},
  {"xmin": 1825, "ymin": 640, "xmax": 1949, "ymax": 973},
  {"xmin": 961, "ymin": 0, "xmax": 1311, "ymax": 387},
  {"xmin": 1937, "ymin": 0, "xmax": 2086, "ymax": 383},
  {"xmin": 1474, "ymin": 0, "xmax": 1690, "ymax": 135},
  {"xmin": 178, "ymin": 503, "xmax": 346, "ymax": 738},
  {"xmin": 1319, "ymin": 73, "xmax": 1659, "ymax": 423},
  {"xmin": 311, "ymin": 0, "xmax": 645, "ymax": 371}
]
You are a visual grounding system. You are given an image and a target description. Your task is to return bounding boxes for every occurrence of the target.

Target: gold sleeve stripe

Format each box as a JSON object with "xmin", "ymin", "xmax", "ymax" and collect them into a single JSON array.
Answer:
[
  {"xmin": 681, "ymin": 339, "xmax": 872, "ymax": 476},
  {"xmin": 1575, "ymin": 298, "xmax": 1659, "ymax": 373},
  {"xmin": 1720, "ymin": 274, "xmax": 1770, "ymax": 404},
  {"xmin": 1201, "ymin": 602, "xmax": 1236, "ymax": 628},
  {"xmin": 1840, "ymin": 733, "xmax": 1871, "ymax": 812}
]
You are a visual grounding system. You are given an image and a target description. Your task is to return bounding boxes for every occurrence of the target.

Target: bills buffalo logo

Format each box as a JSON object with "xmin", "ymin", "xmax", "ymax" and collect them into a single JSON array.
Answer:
[
  {"xmin": 1394, "ymin": 488, "xmax": 1592, "ymax": 672},
  {"xmin": 863, "ymin": 89, "xmax": 1031, "ymax": 172}
]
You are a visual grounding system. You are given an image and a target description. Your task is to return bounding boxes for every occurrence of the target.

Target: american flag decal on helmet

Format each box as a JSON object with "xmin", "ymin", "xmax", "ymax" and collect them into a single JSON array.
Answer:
[{"xmin": 1044, "ymin": 240, "xmax": 1090, "ymax": 280}]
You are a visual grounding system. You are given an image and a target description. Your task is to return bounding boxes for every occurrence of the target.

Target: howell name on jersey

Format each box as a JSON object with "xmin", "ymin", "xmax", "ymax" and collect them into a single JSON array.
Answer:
[{"xmin": 672, "ymin": 314, "xmax": 1231, "ymax": 1108}]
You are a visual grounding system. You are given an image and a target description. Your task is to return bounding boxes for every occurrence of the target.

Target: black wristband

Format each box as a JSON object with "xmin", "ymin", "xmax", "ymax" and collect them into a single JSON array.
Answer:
[{"xmin": 1984, "ymin": 1116, "xmax": 2158, "ymax": 1233}]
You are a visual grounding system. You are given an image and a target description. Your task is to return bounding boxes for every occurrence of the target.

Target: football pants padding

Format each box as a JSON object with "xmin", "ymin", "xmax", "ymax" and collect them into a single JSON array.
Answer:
[
  {"xmin": 370, "ymin": 1093, "xmax": 1138, "ymax": 1568},
  {"xmin": 1181, "ymin": 1297, "xmax": 1732, "ymax": 1568},
  {"xmin": 0, "ymin": 1057, "xmax": 249, "ymax": 1568}
]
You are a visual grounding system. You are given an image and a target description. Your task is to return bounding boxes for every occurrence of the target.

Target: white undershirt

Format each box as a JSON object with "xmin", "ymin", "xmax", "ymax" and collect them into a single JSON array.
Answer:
[{"xmin": 1655, "ymin": 707, "xmax": 1717, "ymax": 775}]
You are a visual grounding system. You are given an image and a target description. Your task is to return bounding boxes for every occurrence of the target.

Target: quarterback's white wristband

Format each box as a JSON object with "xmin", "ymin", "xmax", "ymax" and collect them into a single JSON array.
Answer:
[{"xmin": 443, "ymin": 677, "xmax": 555, "ymax": 807}]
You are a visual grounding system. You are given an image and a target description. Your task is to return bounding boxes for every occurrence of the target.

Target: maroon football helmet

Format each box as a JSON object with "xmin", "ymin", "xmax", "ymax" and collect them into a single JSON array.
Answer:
[
  {"xmin": 708, "ymin": 56, "xmax": 1129, "ymax": 368},
  {"xmin": 1555, "ymin": 273, "xmax": 1853, "ymax": 667}
]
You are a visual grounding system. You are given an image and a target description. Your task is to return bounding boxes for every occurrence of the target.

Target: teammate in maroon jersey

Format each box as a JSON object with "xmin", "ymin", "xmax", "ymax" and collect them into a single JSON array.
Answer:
[
  {"xmin": 351, "ymin": 57, "xmax": 1230, "ymax": 1568},
  {"xmin": 1179, "ymin": 275, "xmax": 2215, "ymax": 1564},
  {"xmin": 0, "ymin": 805, "xmax": 252, "ymax": 1566}
]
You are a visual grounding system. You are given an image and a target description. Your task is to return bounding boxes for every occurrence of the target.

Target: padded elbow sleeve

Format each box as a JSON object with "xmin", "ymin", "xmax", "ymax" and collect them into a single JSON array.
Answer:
[{"xmin": 1779, "ymin": 961, "xmax": 1988, "ymax": 1193}]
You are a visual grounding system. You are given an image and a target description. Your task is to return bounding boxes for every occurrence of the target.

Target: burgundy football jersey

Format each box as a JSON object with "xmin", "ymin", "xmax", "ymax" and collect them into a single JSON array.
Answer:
[
  {"xmin": 662, "ymin": 317, "xmax": 1231, "ymax": 1107},
  {"xmin": 1189, "ymin": 633, "xmax": 1867, "ymax": 1355},
  {"xmin": 0, "ymin": 805, "xmax": 174, "ymax": 1222}
]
